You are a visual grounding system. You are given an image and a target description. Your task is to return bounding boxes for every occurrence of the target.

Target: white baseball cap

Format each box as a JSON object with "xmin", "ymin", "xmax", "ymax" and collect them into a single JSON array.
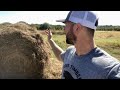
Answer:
[{"xmin": 56, "ymin": 11, "xmax": 99, "ymax": 30}]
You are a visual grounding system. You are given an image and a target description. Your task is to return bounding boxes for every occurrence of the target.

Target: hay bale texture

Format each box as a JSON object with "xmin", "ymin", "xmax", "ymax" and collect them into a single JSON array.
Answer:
[{"xmin": 0, "ymin": 22, "xmax": 50, "ymax": 79}]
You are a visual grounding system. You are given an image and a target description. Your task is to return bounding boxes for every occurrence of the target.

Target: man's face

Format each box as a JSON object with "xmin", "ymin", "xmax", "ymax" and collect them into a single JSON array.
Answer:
[{"xmin": 64, "ymin": 21, "xmax": 76, "ymax": 45}]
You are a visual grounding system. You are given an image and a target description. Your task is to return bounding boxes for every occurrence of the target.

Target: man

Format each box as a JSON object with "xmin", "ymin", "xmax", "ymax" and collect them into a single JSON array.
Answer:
[{"xmin": 46, "ymin": 11, "xmax": 120, "ymax": 79}]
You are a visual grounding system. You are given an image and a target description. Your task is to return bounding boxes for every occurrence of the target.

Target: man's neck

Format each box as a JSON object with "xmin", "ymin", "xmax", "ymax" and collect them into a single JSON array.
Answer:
[{"xmin": 75, "ymin": 40, "xmax": 96, "ymax": 56}]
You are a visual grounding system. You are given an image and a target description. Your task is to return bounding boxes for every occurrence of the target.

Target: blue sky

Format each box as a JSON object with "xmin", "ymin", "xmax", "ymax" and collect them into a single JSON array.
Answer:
[{"xmin": 0, "ymin": 11, "xmax": 120, "ymax": 26}]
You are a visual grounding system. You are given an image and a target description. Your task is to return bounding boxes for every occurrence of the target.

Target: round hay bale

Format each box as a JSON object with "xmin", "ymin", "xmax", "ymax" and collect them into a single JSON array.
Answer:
[{"xmin": 0, "ymin": 26, "xmax": 49, "ymax": 79}]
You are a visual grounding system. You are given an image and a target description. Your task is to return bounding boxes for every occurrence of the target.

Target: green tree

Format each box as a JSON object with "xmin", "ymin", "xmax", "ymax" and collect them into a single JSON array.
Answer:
[{"xmin": 39, "ymin": 22, "xmax": 51, "ymax": 30}]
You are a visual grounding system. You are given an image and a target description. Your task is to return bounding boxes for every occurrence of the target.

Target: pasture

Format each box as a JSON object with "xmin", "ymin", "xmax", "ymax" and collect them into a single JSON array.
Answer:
[{"xmin": 41, "ymin": 30, "xmax": 120, "ymax": 60}]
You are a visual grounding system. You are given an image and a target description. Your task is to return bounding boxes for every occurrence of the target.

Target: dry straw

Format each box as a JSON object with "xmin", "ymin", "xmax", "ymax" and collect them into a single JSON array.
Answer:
[{"xmin": 0, "ymin": 22, "xmax": 50, "ymax": 79}]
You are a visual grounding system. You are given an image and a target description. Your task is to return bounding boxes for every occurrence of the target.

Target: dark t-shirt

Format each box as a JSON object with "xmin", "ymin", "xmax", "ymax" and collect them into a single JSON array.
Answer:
[{"xmin": 61, "ymin": 46, "xmax": 120, "ymax": 79}]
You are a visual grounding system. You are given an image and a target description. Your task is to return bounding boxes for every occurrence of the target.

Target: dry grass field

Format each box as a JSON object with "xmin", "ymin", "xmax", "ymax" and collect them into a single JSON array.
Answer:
[
  {"xmin": 41, "ymin": 30, "xmax": 120, "ymax": 60},
  {"xmin": 0, "ymin": 23, "xmax": 119, "ymax": 79}
]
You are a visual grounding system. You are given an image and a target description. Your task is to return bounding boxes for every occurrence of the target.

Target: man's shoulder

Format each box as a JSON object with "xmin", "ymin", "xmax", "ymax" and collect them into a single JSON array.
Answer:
[
  {"xmin": 61, "ymin": 46, "xmax": 75, "ymax": 55},
  {"xmin": 93, "ymin": 47, "xmax": 120, "ymax": 67},
  {"xmin": 96, "ymin": 47, "xmax": 111, "ymax": 56},
  {"xmin": 94, "ymin": 47, "xmax": 114, "ymax": 58},
  {"xmin": 64, "ymin": 45, "xmax": 75, "ymax": 55},
  {"xmin": 66, "ymin": 45, "xmax": 75, "ymax": 50}
]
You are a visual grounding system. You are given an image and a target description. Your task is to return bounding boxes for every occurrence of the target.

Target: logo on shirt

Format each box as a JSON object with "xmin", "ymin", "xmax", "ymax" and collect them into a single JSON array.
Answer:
[
  {"xmin": 63, "ymin": 64, "xmax": 81, "ymax": 79},
  {"xmin": 63, "ymin": 71, "xmax": 74, "ymax": 79}
]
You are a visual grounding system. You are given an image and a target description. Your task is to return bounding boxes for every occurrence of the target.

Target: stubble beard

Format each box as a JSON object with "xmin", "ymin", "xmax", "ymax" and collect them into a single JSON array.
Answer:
[{"xmin": 66, "ymin": 29, "xmax": 76, "ymax": 45}]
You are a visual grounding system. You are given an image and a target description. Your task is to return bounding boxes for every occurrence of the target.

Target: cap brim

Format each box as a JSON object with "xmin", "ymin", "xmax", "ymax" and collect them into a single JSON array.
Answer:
[{"xmin": 56, "ymin": 19, "xmax": 66, "ymax": 23}]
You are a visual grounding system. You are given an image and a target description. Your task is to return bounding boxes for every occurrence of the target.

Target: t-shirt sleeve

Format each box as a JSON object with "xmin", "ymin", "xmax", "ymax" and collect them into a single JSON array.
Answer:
[
  {"xmin": 107, "ymin": 63, "xmax": 120, "ymax": 79},
  {"xmin": 60, "ymin": 46, "xmax": 74, "ymax": 62},
  {"xmin": 60, "ymin": 51, "xmax": 66, "ymax": 62}
]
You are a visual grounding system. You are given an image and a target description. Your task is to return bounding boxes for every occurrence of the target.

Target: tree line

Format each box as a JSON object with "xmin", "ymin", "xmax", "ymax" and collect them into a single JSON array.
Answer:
[
  {"xmin": 97, "ymin": 25, "xmax": 120, "ymax": 31},
  {"xmin": 31, "ymin": 23, "xmax": 64, "ymax": 30},
  {"xmin": 31, "ymin": 23, "xmax": 120, "ymax": 31},
  {"xmin": 1, "ymin": 22, "xmax": 120, "ymax": 31}
]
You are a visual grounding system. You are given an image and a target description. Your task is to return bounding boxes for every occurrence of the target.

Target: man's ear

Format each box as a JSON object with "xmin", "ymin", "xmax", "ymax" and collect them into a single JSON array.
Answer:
[{"xmin": 73, "ymin": 23, "xmax": 82, "ymax": 33}]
